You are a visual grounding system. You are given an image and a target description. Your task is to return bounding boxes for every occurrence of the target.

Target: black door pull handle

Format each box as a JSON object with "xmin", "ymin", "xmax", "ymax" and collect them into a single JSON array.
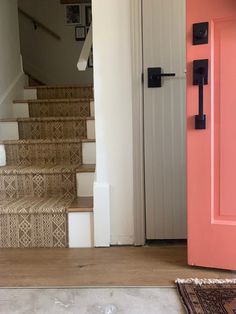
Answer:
[
  {"xmin": 148, "ymin": 67, "xmax": 176, "ymax": 88},
  {"xmin": 193, "ymin": 59, "xmax": 209, "ymax": 130}
]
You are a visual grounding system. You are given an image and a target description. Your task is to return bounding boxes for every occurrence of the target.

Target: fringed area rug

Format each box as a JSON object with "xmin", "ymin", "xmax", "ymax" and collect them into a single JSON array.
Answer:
[{"xmin": 176, "ymin": 279, "xmax": 236, "ymax": 314}]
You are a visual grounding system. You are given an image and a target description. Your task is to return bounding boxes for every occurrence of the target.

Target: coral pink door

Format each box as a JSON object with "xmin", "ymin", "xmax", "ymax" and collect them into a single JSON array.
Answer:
[{"xmin": 187, "ymin": 0, "xmax": 236, "ymax": 270}]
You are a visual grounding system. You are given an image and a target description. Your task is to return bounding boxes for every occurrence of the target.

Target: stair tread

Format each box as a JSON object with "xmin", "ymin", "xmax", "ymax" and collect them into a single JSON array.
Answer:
[
  {"xmin": 77, "ymin": 164, "xmax": 95, "ymax": 173},
  {"xmin": 0, "ymin": 196, "xmax": 73, "ymax": 214},
  {"xmin": 0, "ymin": 138, "xmax": 95, "ymax": 145},
  {"xmin": 0, "ymin": 116, "xmax": 94, "ymax": 122},
  {"xmin": 13, "ymin": 98, "xmax": 94, "ymax": 103},
  {"xmin": 0, "ymin": 164, "xmax": 95, "ymax": 175},
  {"xmin": 67, "ymin": 197, "xmax": 93, "ymax": 213},
  {"xmin": 24, "ymin": 85, "xmax": 93, "ymax": 89}
]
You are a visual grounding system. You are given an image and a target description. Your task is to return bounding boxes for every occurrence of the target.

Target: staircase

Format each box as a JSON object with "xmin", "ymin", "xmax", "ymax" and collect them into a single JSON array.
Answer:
[{"xmin": 0, "ymin": 85, "xmax": 95, "ymax": 248}]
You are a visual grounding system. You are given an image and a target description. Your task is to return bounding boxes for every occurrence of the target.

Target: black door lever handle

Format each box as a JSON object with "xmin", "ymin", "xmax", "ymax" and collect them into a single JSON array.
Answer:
[
  {"xmin": 158, "ymin": 72, "xmax": 176, "ymax": 77},
  {"xmin": 148, "ymin": 67, "xmax": 176, "ymax": 88},
  {"xmin": 150, "ymin": 72, "xmax": 175, "ymax": 81}
]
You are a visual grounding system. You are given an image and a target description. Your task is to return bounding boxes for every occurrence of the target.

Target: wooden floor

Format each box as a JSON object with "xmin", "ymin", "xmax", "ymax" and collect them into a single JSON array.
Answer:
[{"xmin": 0, "ymin": 244, "xmax": 234, "ymax": 287}]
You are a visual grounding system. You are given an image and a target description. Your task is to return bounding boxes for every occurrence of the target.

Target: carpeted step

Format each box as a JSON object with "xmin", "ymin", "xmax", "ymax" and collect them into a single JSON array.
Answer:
[
  {"xmin": 0, "ymin": 165, "xmax": 77, "ymax": 199},
  {"xmin": 28, "ymin": 85, "xmax": 93, "ymax": 99},
  {"xmin": 17, "ymin": 117, "xmax": 92, "ymax": 140},
  {"xmin": 26, "ymin": 98, "xmax": 92, "ymax": 118},
  {"xmin": 2, "ymin": 139, "xmax": 83, "ymax": 166},
  {"xmin": 0, "ymin": 196, "xmax": 73, "ymax": 248}
]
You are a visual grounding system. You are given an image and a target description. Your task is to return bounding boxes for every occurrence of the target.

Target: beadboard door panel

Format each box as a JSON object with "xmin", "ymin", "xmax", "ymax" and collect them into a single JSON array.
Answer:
[{"xmin": 143, "ymin": 0, "xmax": 186, "ymax": 239}]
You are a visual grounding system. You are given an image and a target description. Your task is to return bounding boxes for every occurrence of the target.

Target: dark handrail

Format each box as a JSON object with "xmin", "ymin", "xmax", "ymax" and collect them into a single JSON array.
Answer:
[{"xmin": 18, "ymin": 8, "xmax": 61, "ymax": 41}]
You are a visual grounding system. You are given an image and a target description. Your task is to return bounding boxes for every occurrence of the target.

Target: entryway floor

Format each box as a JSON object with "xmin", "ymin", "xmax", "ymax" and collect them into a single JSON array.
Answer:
[
  {"xmin": 0, "ymin": 288, "xmax": 184, "ymax": 314},
  {"xmin": 0, "ymin": 244, "xmax": 234, "ymax": 287}
]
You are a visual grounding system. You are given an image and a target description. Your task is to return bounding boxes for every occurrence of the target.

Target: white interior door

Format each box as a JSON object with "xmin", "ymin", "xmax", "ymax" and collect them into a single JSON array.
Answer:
[{"xmin": 143, "ymin": 0, "xmax": 186, "ymax": 239}]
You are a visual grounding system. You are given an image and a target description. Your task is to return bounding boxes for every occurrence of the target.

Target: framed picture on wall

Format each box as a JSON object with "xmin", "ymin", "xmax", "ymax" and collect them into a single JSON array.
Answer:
[
  {"xmin": 85, "ymin": 5, "xmax": 92, "ymax": 26},
  {"xmin": 65, "ymin": 4, "xmax": 82, "ymax": 25},
  {"xmin": 75, "ymin": 25, "xmax": 85, "ymax": 41}
]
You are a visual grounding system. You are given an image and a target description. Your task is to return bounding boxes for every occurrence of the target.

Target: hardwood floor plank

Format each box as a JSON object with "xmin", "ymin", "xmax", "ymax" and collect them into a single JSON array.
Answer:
[{"xmin": 0, "ymin": 245, "xmax": 233, "ymax": 287}]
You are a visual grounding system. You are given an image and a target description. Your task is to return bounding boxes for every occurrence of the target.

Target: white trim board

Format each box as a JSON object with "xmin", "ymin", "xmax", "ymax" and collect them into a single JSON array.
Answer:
[
  {"xmin": 93, "ymin": 182, "xmax": 110, "ymax": 247},
  {"xmin": 130, "ymin": 0, "xmax": 146, "ymax": 245}
]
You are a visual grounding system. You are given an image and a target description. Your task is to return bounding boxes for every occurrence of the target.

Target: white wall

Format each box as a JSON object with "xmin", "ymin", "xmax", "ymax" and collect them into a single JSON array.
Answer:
[
  {"xmin": 18, "ymin": 0, "xmax": 93, "ymax": 85},
  {"xmin": 92, "ymin": 0, "xmax": 134, "ymax": 245},
  {"xmin": 0, "ymin": 0, "xmax": 24, "ymax": 117}
]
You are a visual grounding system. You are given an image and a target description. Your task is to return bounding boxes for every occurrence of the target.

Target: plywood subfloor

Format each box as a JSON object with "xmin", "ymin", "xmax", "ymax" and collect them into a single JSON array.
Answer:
[{"xmin": 0, "ymin": 245, "xmax": 234, "ymax": 287}]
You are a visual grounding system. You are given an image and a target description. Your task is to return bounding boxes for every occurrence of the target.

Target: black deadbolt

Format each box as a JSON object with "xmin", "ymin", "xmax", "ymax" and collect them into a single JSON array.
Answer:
[{"xmin": 193, "ymin": 22, "xmax": 209, "ymax": 45}]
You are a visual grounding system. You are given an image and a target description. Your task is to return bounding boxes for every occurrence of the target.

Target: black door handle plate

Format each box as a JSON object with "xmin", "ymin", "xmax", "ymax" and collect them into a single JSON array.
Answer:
[{"xmin": 148, "ymin": 67, "xmax": 176, "ymax": 88}]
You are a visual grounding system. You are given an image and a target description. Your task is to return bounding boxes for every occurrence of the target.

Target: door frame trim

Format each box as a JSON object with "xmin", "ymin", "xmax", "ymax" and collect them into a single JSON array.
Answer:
[{"xmin": 130, "ymin": 0, "xmax": 146, "ymax": 245}]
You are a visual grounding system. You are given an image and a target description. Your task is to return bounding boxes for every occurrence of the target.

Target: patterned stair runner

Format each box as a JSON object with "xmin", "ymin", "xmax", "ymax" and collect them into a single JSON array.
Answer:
[
  {"xmin": 28, "ymin": 98, "xmax": 91, "ymax": 117},
  {"xmin": 0, "ymin": 85, "xmax": 93, "ymax": 248}
]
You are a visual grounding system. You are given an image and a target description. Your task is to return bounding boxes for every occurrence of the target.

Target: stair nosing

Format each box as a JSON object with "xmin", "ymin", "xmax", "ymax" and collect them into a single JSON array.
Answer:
[
  {"xmin": 13, "ymin": 98, "xmax": 94, "ymax": 104},
  {"xmin": 0, "ymin": 138, "xmax": 95, "ymax": 145},
  {"xmin": 0, "ymin": 117, "xmax": 94, "ymax": 122},
  {"xmin": 24, "ymin": 85, "xmax": 93, "ymax": 90},
  {"xmin": 0, "ymin": 164, "xmax": 96, "ymax": 175}
]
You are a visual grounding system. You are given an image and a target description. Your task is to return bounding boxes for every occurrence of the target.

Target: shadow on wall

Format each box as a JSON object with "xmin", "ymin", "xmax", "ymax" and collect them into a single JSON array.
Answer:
[{"xmin": 18, "ymin": 0, "xmax": 93, "ymax": 85}]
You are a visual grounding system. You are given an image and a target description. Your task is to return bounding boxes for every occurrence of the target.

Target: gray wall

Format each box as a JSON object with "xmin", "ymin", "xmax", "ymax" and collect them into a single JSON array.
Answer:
[
  {"xmin": 0, "ymin": 0, "xmax": 24, "ymax": 117},
  {"xmin": 18, "ymin": 0, "xmax": 93, "ymax": 85}
]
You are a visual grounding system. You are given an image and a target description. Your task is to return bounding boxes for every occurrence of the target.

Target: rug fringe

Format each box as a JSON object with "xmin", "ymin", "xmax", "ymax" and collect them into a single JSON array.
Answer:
[{"xmin": 176, "ymin": 278, "xmax": 236, "ymax": 285}]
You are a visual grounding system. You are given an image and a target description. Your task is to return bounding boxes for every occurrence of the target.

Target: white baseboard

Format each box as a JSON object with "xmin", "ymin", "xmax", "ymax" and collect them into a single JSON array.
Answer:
[
  {"xmin": 0, "ymin": 72, "xmax": 25, "ymax": 118},
  {"xmin": 110, "ymin": 235, "xmax": 134, "ymax": 245},
  {"xmin": 93, "ymin": 182, "xmax": 110, "ymax": 247}
]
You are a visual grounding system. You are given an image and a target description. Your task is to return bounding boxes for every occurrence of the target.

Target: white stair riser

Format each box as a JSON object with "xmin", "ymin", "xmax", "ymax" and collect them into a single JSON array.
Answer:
[
  {"xmin": 0, "ymin": 120, "xmax": 94, "ymax": 140},
  {"xmin": 68, "ymin": 212, "xmax": 94, "ymax": 248},
  {"xmin": 90, "ymin": 101, "xmax": 95, "ymax": 116},
  {"xmin": 23, "ymin": 89, "xmax": 37, "ymax": 100},
  {"xmin": 76, "ymin": 172, "xmax": 95, "ymax": 197},
  {"xmin": 87, "ymin": 120, "xmax": 95, "ymax": 139},
  {"xmin": 82, "ymin": 142, "xmax": 96, "ymax": 165},
  {"xmin": 0, "ymin": 145, "xmax": 6, "ymax": 166},
  {"xmin": 0, "ymin": 123, "xmax": 19, "ymax": 141},
  {"xmin": 13, "ymin": 102, "xmax": 29, "ymax": 118}
]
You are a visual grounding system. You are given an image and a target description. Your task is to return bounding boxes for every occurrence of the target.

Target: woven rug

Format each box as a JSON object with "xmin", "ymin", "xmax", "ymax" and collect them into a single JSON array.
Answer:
[{"xmin": 176, "ymin": 279, "xmax": 236, "ymax": 314}]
